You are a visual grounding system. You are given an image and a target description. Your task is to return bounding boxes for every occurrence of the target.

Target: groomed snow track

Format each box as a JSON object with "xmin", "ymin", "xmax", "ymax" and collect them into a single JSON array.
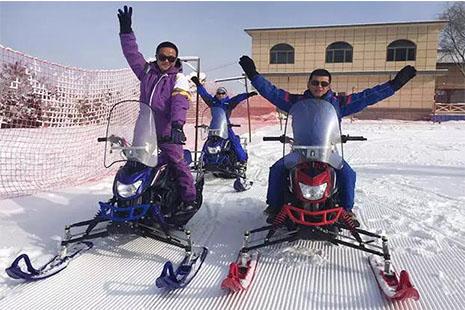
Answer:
[{"xmin": 2, "ymin": 122, "xmax": 465, "ymax": 309}]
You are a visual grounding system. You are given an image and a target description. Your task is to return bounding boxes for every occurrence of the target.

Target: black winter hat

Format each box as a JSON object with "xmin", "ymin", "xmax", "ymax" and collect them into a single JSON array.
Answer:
[{"xmin": 156, "ymin": 41, "xmax": 179, "ymax": 57}]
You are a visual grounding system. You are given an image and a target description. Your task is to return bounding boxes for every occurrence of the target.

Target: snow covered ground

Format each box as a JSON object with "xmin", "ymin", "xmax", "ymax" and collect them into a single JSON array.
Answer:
[{"xmin": 1, "ymin": 119, "xmax": 465, "ymax": 309}]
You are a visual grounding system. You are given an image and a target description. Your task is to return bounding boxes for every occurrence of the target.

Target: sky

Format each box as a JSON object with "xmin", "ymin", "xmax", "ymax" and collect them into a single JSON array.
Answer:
[{"xmin": 0, "ymin": 1, "xmax": 448, "ymax": 87}]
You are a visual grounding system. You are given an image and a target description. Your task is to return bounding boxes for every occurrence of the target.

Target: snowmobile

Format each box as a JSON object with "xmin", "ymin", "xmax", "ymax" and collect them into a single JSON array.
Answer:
[
  {"xmin": 221, "ymin": 98, "xmax": 419, "ymax": 301},
  {"xmin": 196, "ymin": 106, "xmax": 252, "ymax": 192},
  {"xmin": 6, "ymin": 100, "xmax": 207, "ymax": 289}
]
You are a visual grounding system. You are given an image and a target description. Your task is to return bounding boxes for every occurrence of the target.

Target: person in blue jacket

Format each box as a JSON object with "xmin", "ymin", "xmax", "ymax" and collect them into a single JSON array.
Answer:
[
  {"xmin": 191, "ymin": 76, "xmax": 257, "ymax": 170},
  {"xmin": 238, "ymin": 55, "xmax": 416, "ymax": 228}
]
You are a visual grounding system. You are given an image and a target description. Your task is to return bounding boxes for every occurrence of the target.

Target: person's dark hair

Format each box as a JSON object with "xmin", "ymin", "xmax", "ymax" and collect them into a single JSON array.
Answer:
[
  {"xmin": 309, "ymin": 69, "xmax": 332, "ymax": 83},
  {"xmin": 156, "ymin": 41, "xmax": 179, "ymax": 57}
]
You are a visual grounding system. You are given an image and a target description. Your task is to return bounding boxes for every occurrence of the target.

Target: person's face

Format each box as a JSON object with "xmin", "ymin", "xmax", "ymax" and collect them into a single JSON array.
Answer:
[
  {"xmin": 156, "ymin": 47, "xmax": 177, "ymax": 72},
  {"xmin": 215, "ymin": 90, "xmax": 227, "ymax": 99},
  {"xmin": 308, "ymin": 76, "xmax": 331, "ymax": 98}
]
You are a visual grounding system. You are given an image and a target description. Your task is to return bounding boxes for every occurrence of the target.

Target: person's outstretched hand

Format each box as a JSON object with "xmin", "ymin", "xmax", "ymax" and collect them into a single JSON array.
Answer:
[
  {"xmin": 239, "ymin": 56, "xmax": 258, "ymax": 80},
  {"xmin": 390, "ymin": 65, "xmax": 416, "ymax": 91},
  {"xmin": 191, "ymin": 76, "xmax": 201, "ymax": 87},
  {"xmin": 117, "ymin": 5, "xmax": 133, "ymax": 34}
]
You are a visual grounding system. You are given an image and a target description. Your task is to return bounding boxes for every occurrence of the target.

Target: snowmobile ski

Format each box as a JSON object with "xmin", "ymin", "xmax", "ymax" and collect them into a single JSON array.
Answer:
[
  {"xmin": 233, "ymin": 177, "xmax": 253, "ymax": 192},
  {"xmin": 368, "ymin": 255, "xmax": 419, "ymax": 301},
  {"xmin": 5, "ymin": 241, "xmax": 93, "ymax": 281},
  {"xmin": 221, "ymin": 251, "xmax": 259, "ymax": 292},
  {"xmin": 155, "ymin": 246, "xmax": 208, "ymax": 289}
]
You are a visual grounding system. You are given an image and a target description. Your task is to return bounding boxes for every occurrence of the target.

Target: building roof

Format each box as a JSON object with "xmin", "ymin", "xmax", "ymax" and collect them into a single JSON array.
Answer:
[{"xmin": 245, "ymin": 20, "xmax": 448, "ymax": 35}]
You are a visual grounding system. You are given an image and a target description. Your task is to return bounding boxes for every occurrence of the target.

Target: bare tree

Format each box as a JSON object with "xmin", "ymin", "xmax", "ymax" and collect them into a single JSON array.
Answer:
[{"xmin": 439, "ymin": 2, "xmax": 465, "ymax": 78}]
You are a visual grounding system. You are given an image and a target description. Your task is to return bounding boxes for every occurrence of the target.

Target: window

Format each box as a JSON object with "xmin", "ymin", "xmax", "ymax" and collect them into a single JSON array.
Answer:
[
  {"xmin": 387, "ymin": 40, "xmax": 416, "ymax": 61},
  {"xmin": 270, "ymin": 43, "xmax": 294, "ymax": 64},
  {"xmin": 326, "ymin": 42, "xmax": 353, "ymax": 63}
]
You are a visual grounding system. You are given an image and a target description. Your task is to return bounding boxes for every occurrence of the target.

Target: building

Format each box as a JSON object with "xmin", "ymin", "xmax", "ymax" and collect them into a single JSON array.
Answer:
[{"xmin": 245, "ymin": 20, "xmax": 450, "ymax": 120}]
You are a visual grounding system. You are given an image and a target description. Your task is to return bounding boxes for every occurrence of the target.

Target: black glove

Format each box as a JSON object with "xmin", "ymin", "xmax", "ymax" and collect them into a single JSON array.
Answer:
[
  {"xmin": 390, "ymin": 65, "xmax": 416, "ymax": 91},
  {"xmin": 248, "ymin": 91, "xmax": 258, "ymax": 98},
  {"xmin": 191, "ymin": 76, "xmax": 201, "ymax": 87},
  {"xmin": 171, "ymin": 122, "xmax": 186, "ymax": 144},
  {"xmin": 117, "ymin": 5, "xmax": 133, "ymax": 34},
  {"xmin": 239, "ymin": 56, "xmax": 258, "ymax": 80}
]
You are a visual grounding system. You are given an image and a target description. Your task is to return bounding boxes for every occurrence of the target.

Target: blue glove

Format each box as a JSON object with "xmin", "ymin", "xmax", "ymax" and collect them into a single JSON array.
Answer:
[{"xmin": 171, "ymin": 122, "xmax": 186, "ymax": 144}]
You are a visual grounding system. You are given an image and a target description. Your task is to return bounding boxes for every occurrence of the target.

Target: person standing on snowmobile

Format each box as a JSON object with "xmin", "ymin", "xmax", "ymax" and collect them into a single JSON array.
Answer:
[
  {"xmin": 191, "ymin": 76, "xmax": 257, "ymax": 170},
  {"xmin": 117, "ymin": 6, "xmax": 196, "ymax": 212},
  {"xmin": 238, "ymin": 55, "xmax": 416, "ymax": 228}
]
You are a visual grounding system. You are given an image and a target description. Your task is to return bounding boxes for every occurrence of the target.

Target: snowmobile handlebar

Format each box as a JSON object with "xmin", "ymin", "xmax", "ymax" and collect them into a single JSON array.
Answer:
[
  {"xmin": 341, "ymin": 135, "xmax": 367, "ymax": 143},
  {"xmin": 263, "ymin": 135, "xmax": 366, "ymax": 144},
  {"xmin": 195, "ymin": 124, "xmax": 240, "ymax": 129},
  {"xmin": 263, "ymin": 135, "xmax": 294, "ymax": 144}
]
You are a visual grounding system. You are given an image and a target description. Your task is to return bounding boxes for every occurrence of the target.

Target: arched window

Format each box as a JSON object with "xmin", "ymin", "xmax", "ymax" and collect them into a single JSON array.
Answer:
[
  {"xmin": 326, "ymin": 42, "xmax": 353, "ymax": 63},
  {"xmin": 387, "ymin": 40, "xmax": 416, "ymax": 61},
  {"xmin": 270, "ymin": 43, "xmax": 294, "ymax": 64}
]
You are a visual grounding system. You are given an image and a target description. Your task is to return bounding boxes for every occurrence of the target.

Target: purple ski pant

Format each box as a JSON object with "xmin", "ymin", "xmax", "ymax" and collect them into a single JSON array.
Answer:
[{"xmin": 158, "ymin": 143, "xmax": 196, "ymax": 203}]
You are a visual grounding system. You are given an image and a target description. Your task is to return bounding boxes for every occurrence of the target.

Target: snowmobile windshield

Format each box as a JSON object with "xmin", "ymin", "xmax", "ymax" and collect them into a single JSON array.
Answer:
[
  {"xmin": 287, "ymin": 99, "xmax": 343, "ymax": 169},
  {"xmin": 208, "ymin": 106, "xmax": 228, "ymax": 139},
  {"xmin": 103, "ymin": 100, "xmax": 158, "ymax": 168}
]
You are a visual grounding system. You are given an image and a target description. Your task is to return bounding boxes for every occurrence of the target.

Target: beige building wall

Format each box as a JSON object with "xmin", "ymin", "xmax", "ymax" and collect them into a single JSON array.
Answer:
[{"xmin": 247, "ymin": 21, "xmax": 447, "ymax": 120}]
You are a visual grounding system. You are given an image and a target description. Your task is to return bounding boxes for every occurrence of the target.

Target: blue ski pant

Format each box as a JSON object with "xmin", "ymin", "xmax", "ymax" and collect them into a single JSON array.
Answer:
[
  {"xmin": 266, "ymin": 155, "xmax": 356, "ymax": 211},
  {"xmin": 228, "ymin": 127, "xmax": 248, "ymax": 162}
]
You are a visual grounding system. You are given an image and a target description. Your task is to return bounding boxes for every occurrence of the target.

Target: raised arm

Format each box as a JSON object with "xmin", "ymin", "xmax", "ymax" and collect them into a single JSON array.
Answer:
[
  {"xmin": 191, "ymin": 76, "xmax": 214, "ymax": 106},
  {"xmin": 228, "ymin": 91, "xmax": 258, "ymax": 110},
  {"xmin": 239, "ymin": 56, "xmax": 293, "ymax": 113},
  {"xmin": 340, "ymin": 65, "xmax": 416, "ymax": 116},
  {"xmin": 118, "ymin": 6, "xmax": 146, "ymax": 80}
]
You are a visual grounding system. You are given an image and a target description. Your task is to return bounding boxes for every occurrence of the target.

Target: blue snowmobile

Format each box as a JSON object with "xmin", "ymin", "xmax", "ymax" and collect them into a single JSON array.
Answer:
[
  {"xmin": 196, "ymin": 106, "xmax": 252, "ymax": 192},
  {"xmin": 6, "ymin": 100, "xmax": 207, "ymax": 289}
]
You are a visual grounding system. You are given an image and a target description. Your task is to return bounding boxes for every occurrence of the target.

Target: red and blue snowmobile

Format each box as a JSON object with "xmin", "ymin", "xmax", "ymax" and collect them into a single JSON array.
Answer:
[
  {"xmin": 6, "ymin": 100, "xmax": 207, "ymax": 289},
  {"xmin": 221, "ymin": 99, "xmax": 419, "ymax": 301}
]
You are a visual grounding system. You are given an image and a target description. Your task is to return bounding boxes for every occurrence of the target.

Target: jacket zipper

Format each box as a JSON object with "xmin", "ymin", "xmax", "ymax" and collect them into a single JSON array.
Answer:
[{"xmin": 148, "ymin": 73, "xmax": 168, "ymax": 106}]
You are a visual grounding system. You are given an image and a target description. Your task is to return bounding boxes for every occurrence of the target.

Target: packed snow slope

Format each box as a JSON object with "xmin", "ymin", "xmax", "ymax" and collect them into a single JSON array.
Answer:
[{"xmin": 1, "ymin": 120, "xmax": 465, "ymax": 310}]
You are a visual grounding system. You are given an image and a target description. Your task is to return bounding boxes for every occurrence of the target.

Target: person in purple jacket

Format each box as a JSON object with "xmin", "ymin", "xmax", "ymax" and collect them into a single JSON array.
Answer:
[{"xmin": 117, "ymin": 6, "xmax": 196, "ymax": 212}]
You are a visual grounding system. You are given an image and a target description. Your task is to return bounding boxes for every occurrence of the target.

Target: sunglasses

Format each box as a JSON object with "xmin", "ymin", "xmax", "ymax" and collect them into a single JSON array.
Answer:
[
  {"xmin": 310, "ymin": 80, "xmax": 330, "ymax": 87},
  {"xmin": 157, "ymin": 54, "xmax": 177, "ymax": 63},
  {"xmin": 216, "ymin": 92, "xmax": 226, "ymax": 95}
]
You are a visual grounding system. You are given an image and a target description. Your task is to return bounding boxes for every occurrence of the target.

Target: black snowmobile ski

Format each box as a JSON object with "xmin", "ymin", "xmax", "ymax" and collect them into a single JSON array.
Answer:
[
  {"xmin": 5, "ymin": 241, "xmax": 93, "ymax": 281},
  {"xmin": 156, "ymin": 246, "xmax": 208, "ymax": 289},
  {"xmin": 5, "ymin": 211, "xmax": 208, "ymax": 286}
]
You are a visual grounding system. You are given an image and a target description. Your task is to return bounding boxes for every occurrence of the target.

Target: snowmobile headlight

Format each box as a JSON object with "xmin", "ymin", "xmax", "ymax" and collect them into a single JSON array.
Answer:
[
  {"xmin": 207, "ymin": 145, "xmax": 221, "ymax": 154},
  {"xmin": 116, "ymin": 180, "xmax": 143, "ymax": 198},
  {"xmin": 299, "ymin": 182, "xmax": 327, "ymax": 200}
]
